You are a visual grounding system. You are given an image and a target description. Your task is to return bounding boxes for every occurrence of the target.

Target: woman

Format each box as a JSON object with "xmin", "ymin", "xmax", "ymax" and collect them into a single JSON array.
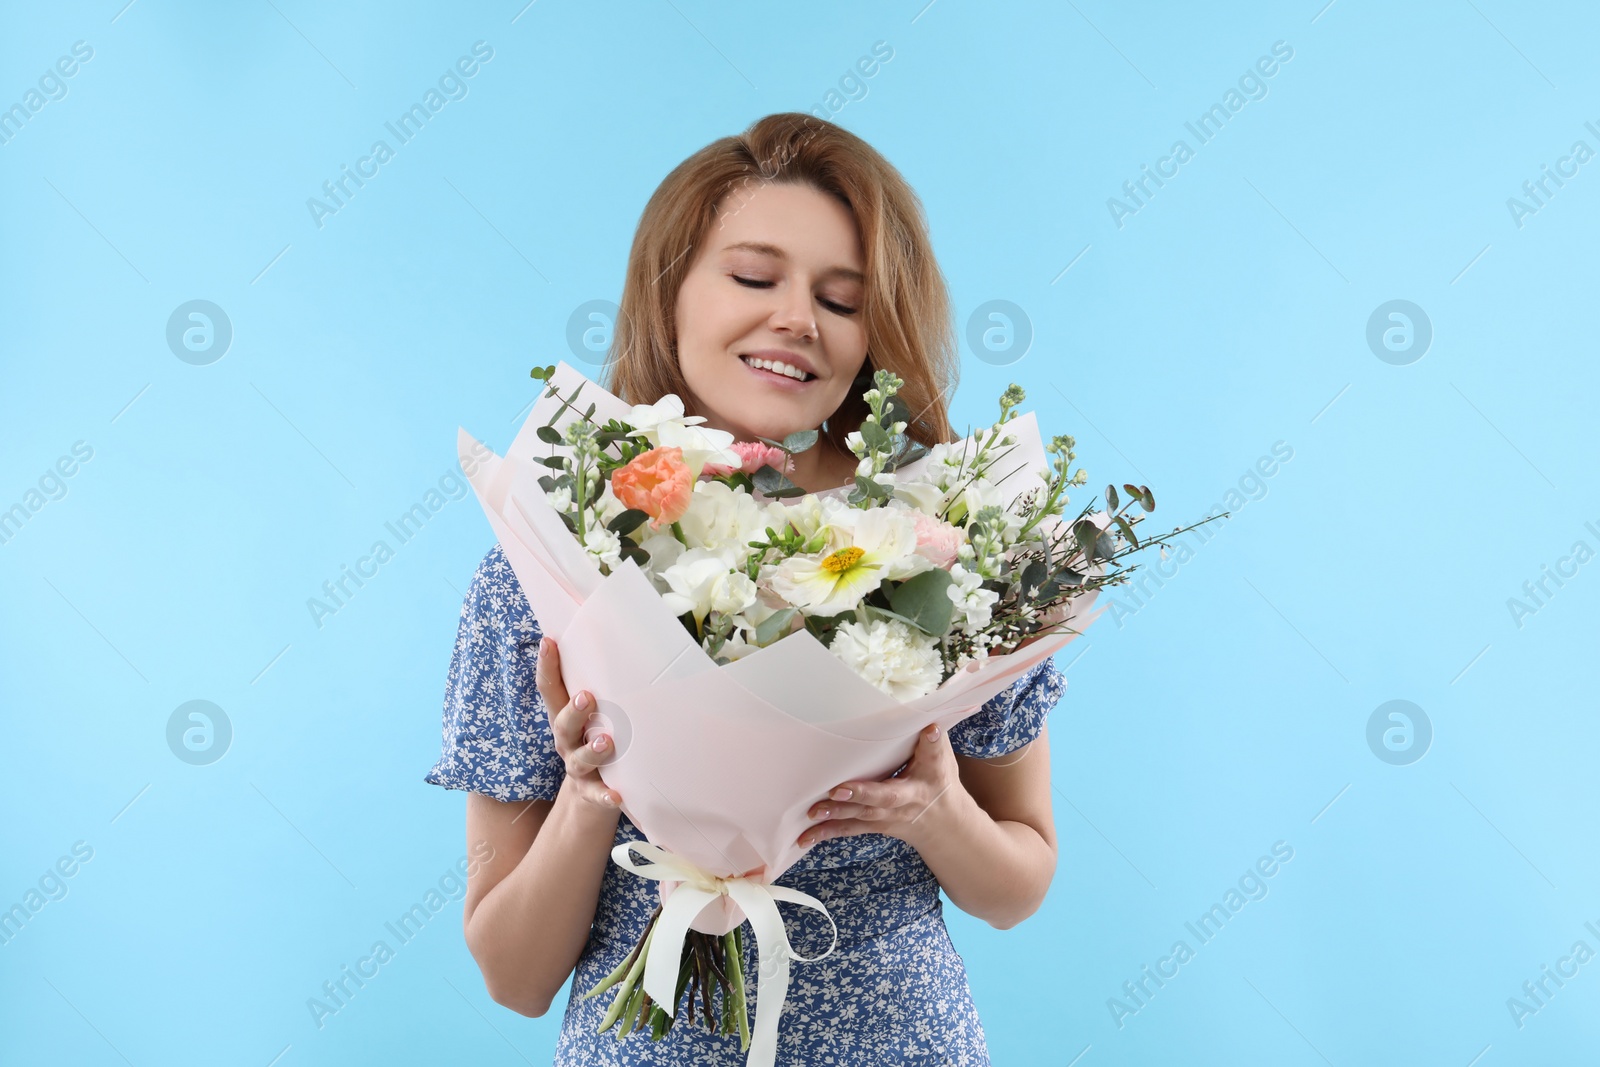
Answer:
[{"xmin": 426, "ymin": 113, "xmax": 1066, "ymax": 1065}]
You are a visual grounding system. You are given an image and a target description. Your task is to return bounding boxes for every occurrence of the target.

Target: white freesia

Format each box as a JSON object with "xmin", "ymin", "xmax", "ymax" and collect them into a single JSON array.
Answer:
[
  {"xmin": 659, "ymin": 549, "xmax": 756, "ymax": 621},
  {"xmin": 828, "ymin": 618, "xmax": 943, "ymax": 701},
  {"xmin": 947, "ymin": 563, "xmax": 999, "ymax": 632},
  {"xmin": 546, "ymin": 485, "xmax": 572, "ymax": 512},
  {"xmin": 766, "ymin": 507, "xmax": 928, "ymax": 616}
]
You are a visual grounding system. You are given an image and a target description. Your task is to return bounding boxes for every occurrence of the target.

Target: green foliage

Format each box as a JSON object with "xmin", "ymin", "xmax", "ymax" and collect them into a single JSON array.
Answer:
[{"xmin": 888, "ymin": 567, "xmax": 956, "ymax": 636}]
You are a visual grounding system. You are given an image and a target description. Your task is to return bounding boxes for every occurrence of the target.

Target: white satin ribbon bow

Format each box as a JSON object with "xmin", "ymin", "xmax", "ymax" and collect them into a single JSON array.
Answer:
[{"xmin": 610, "ymin": 841, "xmax": 838, "ymax": 1067}]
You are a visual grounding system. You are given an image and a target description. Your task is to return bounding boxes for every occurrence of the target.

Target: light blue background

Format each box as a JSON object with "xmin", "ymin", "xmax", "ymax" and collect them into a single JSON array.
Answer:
[{"xmin": 3, "ymin": 1, "xmax": 1596, "ymax": 1064}]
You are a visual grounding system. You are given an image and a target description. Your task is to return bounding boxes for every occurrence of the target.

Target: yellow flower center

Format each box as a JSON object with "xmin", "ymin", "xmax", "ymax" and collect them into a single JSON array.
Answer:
[{"xmin": 820, "ymin": 546, "xmax": 866, "ymax": 574}]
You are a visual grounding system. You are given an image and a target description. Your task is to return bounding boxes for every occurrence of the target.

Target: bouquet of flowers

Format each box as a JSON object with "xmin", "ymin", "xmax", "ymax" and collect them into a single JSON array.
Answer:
[{"xmin": 456, "ymin": 363, "xmax": 1214, "ymax": 1065}]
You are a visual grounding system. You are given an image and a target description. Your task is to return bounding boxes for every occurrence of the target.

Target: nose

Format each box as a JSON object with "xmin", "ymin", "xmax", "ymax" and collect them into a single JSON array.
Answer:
[{"xmin": 769, "ymin": 284, "xmax": 817, "ymax": 343}]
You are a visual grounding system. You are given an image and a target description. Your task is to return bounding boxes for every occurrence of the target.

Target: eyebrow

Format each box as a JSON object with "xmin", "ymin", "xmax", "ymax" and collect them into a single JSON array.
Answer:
[{"xmin": 720, "ymin": 241, "xmax": 864, "ymax": 284}]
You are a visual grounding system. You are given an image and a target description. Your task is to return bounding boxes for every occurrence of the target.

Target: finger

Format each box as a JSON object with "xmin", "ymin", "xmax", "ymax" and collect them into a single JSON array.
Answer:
[
  {"xmin": 568, "ymin": 727, "xmax": 615, "ymax": 771},
  {"xmin": 577, "ymin": 776, "xmax": 622, "ymax": 808},
  {"xmin": 806, "ymin": 800, "xmax": 858, "ymax": 823},
  {"xmin": 799, "ymin": 818, "xmax": 866, "ymax": 847},
  {"xmin": 548, "ymin": 690, "xmax": 593, "ymax": 750},
  {"xmin": 534, "ymin": 636, "xmax": 568, "ymax": 711}
]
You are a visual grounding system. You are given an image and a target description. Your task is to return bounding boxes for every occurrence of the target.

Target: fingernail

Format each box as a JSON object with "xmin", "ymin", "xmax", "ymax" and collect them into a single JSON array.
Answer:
[
  {"xmin": 813, "ymin": 808, "xmax": 830, "ymax": 820},
  {"xmin": 539, "ymin": 637, "xmax": 549, "ymax": 652},
  {"xmin": 830, "ymin": 788, "xmax": 852, "ymax": 801},
  {"xmin": 575, "ymin": 692, "xmax": 592, "ymax": 711},
  {"xmin": 591, "ymin": 735, "xmax": 607, "ymax": 751},
  {"xmin": 602, "ymin": 793, "xmax": 615, "ymax": 806},
  {"xmin": 928, "ymin": 726, "xmax": 940, "ymax": 742}
]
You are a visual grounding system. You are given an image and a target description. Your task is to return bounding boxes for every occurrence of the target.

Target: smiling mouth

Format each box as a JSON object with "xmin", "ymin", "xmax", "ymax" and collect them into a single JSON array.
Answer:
[{"xmin": 740, "ymin": 355, "xmax": 816, "ymax": 382}]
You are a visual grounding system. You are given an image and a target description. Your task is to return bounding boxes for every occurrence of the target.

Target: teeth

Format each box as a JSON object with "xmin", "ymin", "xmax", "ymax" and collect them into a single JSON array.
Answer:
[{"xmin": 744, "ymin": 356, "xmax": 810, "ymax": 381}]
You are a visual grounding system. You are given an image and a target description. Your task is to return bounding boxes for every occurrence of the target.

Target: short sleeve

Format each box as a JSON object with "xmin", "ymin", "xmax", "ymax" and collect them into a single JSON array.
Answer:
[
  {"xmin": 947, "ymin": 658, "xmax": 1066, "ymax": 759},
  {"xmin": 424, "ymin": 543, "xmax": 566, "ymax": 802}
]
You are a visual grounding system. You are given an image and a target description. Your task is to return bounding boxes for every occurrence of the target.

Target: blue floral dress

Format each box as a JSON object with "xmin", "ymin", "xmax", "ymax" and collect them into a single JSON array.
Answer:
[{"xmin": 425, "ymin": 544, "xmax": 1067, "ymax": 1066}]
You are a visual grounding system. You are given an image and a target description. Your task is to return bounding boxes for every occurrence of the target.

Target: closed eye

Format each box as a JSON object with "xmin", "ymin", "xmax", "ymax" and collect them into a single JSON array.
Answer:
[{"xmin": 732, "ymin": 275, "xmax": 858, "ymax": 316}]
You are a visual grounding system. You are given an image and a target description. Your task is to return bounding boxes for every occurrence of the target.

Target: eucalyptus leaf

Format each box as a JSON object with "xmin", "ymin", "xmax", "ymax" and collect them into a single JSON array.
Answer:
[
  {"xmin": 1105, "ymin": 483, "xmax": 1119, "ymax": 511},
  {"xmin": 755, "ymin": 607, "xmax": 798, "ymax": 645},
  {"xmin": 1113, "ymin": 513, "xmax": 1140, "ymax": 550},
  {"xmin": 1019, "ymin": 560, "xmax": 1048, "ymax": 599},
  {"xmin": 860, "ymin": 420, "xmax": 892, "ymax": 452},
  {"xmin": 781, "ymin": 429, "xmax": 819, "ymax": 453},
  {"xmin": 853, "ymin": 475, "xmax": 891, "ymax": 500},
  {"xmin": 537, "ymin": 425, "xmax": 564, "ymax": 445},
  {"xmin": 753, "ymin": 465, "xmax": 806, "ymax": 499},
  {"xmin": 887, "ymin": 567, "xmax": 956, "ymax": 636}
]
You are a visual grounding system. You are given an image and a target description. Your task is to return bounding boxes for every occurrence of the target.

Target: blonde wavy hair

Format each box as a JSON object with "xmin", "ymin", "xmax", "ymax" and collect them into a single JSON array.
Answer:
[{"xmin": 604, "ymin": 112, "xmax": 957, "ymax": 451}]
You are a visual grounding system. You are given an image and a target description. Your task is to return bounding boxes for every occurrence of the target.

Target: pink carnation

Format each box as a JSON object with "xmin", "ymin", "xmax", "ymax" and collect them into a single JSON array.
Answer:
[
  {"xmin": 703, "ymin": 440, "xmax": 792, "ymax": 478},
  {"xmin": 911, "ymin": 512, "xmax": 964, "ymax": 569}
]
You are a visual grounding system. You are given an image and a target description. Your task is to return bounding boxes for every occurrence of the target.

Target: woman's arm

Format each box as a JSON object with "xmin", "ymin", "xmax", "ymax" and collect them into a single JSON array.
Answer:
[
  {"xmin": 462, "ymin": 637, "xmax": 627, "ymax": 1017},
  {"xmin": 918, "ymin": 725, "xmax": 1057, "ymax": 929},
  {"xmin": 796, "ymin": 720, "xmax": 1058, "ymax": 930},
  {"xmin": 463, "ymin": 782, "xmax": 621, "ymax": 1016}
]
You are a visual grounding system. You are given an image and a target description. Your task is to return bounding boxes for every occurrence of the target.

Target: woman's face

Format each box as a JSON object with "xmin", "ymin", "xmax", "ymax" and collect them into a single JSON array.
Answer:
[{"xmin": 672, "ymin": 180, "xmax": 869, "ymax": 444}]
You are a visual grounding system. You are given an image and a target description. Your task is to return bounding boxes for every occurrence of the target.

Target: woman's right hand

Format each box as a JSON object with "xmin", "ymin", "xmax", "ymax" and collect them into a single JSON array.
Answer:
[{"xmin": 535, "ymin": 635, "xmax": 623, "ymax": 811}]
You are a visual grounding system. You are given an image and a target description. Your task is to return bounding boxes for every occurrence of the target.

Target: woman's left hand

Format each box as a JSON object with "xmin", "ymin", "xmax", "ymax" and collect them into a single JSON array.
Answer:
[{"xmin": 797, "ymin": 723, "xmax": 965, "ymax": 851}]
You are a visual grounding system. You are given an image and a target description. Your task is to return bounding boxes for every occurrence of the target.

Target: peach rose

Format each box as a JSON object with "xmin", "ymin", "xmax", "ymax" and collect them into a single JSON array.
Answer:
[{"xmin": 611, "ymin": 446, "xmax": 694, "ymax": 529}]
